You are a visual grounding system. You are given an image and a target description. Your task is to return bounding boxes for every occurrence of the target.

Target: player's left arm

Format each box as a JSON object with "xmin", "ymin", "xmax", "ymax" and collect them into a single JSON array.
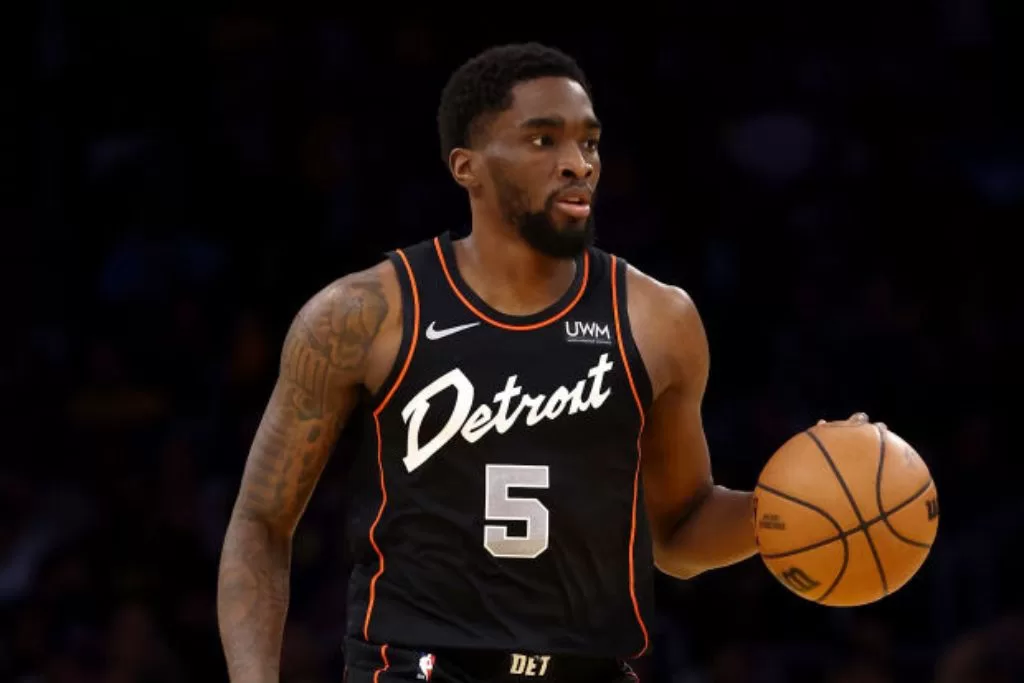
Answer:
[{"xmin": 627, "ymin": 267, "xmax": 757, "ymax": 580}]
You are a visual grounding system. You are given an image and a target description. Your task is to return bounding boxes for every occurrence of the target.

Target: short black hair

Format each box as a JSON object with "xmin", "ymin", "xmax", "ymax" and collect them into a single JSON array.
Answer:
[{"xmin": 437, "ymin": 42, "xmax": 592, "ymax": 164}]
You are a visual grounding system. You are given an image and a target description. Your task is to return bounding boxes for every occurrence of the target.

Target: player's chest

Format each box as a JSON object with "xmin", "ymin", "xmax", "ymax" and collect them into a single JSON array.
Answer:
[{"xmin": 390, "ymin": 336, "xmax": 633, "ymax": 472}]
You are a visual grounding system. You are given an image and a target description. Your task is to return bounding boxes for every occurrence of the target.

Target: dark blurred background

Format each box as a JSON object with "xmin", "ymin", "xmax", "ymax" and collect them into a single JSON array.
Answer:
[{"xmin": 5, "ymin": 3, "xmax": 1023, "ymax": 682}]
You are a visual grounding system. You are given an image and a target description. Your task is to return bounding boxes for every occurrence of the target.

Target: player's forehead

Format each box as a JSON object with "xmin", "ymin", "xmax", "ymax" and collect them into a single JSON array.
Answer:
[{"xmin": 496, "ymin": 76, "xmax": 598, "ymax": 130}]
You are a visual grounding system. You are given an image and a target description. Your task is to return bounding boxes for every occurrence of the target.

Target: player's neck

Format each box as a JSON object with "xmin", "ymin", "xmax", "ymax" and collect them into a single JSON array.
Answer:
[{"xmin": 453, "ymin": 224, "xmax": 577, "ymax": 318}]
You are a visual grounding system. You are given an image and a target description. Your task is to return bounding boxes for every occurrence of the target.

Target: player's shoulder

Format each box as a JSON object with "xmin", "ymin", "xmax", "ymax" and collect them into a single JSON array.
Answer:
[
  {"xmin": 301, "ymin": 258, "xmax": 400, "ymax": 321},
  {"xmin": 287, "ymin": 257, "xmax": 406, "ymax": 389},
  {"xmin": 613, "ymin": 257, "xmax": 708, "ymax": 394},
  {"xmin": 619, "ymin": 259, "xmax": 701, "ymax": 327},
  {"xmin": 292, "ymin": 258, "xmax": 403, "ymax": 356},
  {"xmin": 589, "ymin": 245, "xmax": 695, "ymax": 315},
  {"xmin": 295, "ymin": 232, "xmax": 441, "ymax": 353}
]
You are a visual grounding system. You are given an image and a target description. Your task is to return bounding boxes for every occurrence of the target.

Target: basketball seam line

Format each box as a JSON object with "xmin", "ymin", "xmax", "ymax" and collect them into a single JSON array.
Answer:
[
  {"xmin": 755, "ymin": 482, "xmax": 850, "ymax": 602},
  {"xmin": 873, "ymin": 425, "xmax": 932, "ymax": 550},
  {"xmin": 804, "ymin": 430, "xmax": 889, "ymax": 596},
  {"xmin": 756, "ymin": 476, "xmax": 934, "ymax": 559}
]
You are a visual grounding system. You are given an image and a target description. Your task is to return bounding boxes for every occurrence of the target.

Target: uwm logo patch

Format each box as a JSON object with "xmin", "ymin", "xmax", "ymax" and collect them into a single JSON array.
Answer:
[{"xmin": 564, "ymin": 320, "xmax": 613, "ymax": 345}]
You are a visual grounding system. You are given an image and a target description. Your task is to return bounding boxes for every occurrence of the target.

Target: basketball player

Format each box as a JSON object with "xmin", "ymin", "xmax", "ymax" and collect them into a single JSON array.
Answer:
[{"xmin": 216, "ymin": 43, "xmax": 866, "ymax": 682}]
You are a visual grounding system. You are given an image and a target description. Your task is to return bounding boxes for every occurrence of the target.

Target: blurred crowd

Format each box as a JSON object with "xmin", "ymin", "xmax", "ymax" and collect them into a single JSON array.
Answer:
[{"xmin": 5, "ymin": 4, "xmax": 1023, "ymax": 682}]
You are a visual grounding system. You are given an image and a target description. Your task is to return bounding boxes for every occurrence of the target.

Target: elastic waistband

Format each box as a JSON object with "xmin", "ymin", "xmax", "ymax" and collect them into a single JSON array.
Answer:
[
  {"xmin": 432, "ymin": 647, "xmax": 620, "ymax": 679},
  {"xmin": 345, "ymin": 638, "xmax": 630, "ymax": 682}
]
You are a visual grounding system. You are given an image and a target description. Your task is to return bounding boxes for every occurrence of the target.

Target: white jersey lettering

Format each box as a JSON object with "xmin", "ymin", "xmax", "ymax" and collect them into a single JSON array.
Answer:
[{"xmin": 400, "ymin": 353, "xmax": 615, "ymax": 473}]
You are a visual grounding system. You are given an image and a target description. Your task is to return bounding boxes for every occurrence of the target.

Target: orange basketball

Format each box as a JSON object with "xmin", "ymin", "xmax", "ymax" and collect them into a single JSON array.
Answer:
[{"xmin": 753, "ymin": 420, "xmax": 939, "ymax": 607}]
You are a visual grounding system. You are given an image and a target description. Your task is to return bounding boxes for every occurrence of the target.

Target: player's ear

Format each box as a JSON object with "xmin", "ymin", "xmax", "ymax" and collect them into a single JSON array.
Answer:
[{"xmin": 448, "ymin": 148, "xmax": 480, "ymax": 190}]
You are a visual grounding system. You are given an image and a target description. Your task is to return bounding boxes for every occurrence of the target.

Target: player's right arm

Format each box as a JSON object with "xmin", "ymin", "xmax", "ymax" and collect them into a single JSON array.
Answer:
[{"xmin": 216, "ymin": 263, "xmax": 399, "ymax": 683}]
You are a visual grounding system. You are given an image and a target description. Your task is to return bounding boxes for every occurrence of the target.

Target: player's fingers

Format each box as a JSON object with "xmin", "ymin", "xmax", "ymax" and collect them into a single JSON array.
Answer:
[{"xmin": 816, "ymin": 413, "xmax": 869, "ymax": 427}]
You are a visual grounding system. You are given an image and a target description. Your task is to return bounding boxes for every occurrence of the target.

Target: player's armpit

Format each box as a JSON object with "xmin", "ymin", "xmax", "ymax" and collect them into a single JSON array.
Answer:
[
  {"xmin": 629, "ymin": 276, "xmax": 756, "ymax": 580},
  {"xmin": 218, "ymin": 264, "xmax": 397, "ymax": 683}
]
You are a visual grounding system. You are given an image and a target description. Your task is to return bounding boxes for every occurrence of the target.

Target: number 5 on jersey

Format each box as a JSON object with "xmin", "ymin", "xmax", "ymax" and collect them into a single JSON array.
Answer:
[{"xmin": 484, "ymin": 465, "xmax": 550, "ymax": 559}]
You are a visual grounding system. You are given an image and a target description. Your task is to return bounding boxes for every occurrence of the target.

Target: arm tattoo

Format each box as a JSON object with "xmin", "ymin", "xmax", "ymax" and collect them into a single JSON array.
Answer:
[
  {"xmin": 218, "ymin": 271, "xmax": 389, "ymax": 683},
  {"xmin": 237, "ymin": 274, "xmax": 388, "ymax": 522}
]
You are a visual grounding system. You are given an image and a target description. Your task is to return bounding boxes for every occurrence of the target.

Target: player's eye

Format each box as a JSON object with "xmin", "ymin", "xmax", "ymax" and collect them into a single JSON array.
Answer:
[
  {"xmin": 584, "ymin": 138, "xmax": 600, "ymax": 151},
  {"xmin": 531, "ymin": 135, "xmax": 555, "ymax": 147}
]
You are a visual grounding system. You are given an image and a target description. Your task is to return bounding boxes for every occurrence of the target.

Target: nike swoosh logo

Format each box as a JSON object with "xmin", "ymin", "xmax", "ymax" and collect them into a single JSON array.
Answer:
[{"xmin": 425, "ymin": 321, "xmax": 481, "ymax": 340}]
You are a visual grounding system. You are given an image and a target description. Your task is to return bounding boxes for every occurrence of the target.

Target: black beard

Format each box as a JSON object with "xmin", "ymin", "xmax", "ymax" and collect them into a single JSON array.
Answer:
[{"xmin": 498, "ymin": 181, "xmax": 596, "ymax": 259}]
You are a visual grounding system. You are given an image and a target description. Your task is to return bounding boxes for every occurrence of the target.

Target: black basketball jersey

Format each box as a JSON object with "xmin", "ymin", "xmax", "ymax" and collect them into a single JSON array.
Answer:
[{"xmin": 344, "ymin": 231, "xmax": 656, "ymax": 660}]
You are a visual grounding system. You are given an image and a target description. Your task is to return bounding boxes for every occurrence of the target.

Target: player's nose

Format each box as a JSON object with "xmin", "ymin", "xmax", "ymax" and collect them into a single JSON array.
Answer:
[{"xmin": 557, "ymin": 144, "xmax": 594, "ymax": 180}]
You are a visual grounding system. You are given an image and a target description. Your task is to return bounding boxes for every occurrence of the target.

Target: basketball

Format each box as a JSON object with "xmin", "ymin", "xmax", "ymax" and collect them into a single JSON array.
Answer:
[{"xmin": 753, "ymin": 419, "xmax": 939, "ymax": 607}]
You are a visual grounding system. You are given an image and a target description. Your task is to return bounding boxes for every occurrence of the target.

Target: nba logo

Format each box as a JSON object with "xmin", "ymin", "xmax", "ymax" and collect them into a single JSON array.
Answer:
[{"xmin": 418, "ymin": 653, "xmax": 435, "ymax": 681}]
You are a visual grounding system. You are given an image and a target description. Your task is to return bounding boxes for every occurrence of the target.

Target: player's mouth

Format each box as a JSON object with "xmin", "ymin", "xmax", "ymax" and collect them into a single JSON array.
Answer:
[{"xmin": 554, "ymin": 189, "xmax": 592, "ymax": 219}]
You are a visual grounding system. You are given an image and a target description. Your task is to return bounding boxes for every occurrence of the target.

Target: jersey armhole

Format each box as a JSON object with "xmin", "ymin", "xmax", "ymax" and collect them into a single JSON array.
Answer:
[
  {"xmin": 367, "ymin": 249, "xmax": 420, "ymax": 413},
  {"xmin": 612, "ymin": 256, "xmax": 654, "ymax": 410}
]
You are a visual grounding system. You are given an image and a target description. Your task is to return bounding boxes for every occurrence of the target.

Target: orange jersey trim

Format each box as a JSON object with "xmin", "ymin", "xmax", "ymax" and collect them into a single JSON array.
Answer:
[
  {"xmin": 610, "ymin": 254, "xmax": 650, "ymax": 659},
  {"xmin": 362, "ymin": 249, "xmax": 420, "ymax": 642},
  {"xmin": 372, "ymin": 644, "xmax": 390, "ymax": 683}
]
